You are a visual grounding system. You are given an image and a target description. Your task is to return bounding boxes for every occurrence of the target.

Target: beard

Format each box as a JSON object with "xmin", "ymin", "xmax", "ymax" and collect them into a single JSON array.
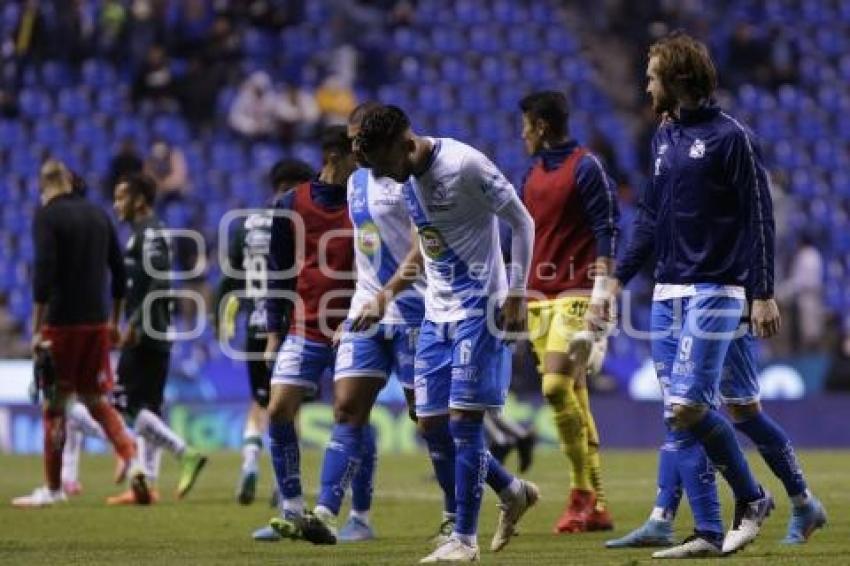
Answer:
[{"xmin": 651, "ymin": 89, "xmax": 677, "ymax": 116}]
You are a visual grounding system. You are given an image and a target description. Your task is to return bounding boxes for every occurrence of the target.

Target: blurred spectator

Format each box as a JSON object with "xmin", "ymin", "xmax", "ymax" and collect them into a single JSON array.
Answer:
[
  {"xmin": 127, "ymin": 0, "xmax": 166, "ymax": 67},
  {"xmin": 766, "ymin": 24, "xmax": 799, "ymax": 87},
  {"xmin": 277, "ymin": 82, "xmax": 320, "ymax": 142},
  {"xmin": 315, "ymin": 75, "xmax": 357, "ymax": 126},
  {"xmin": 98, "ymin": 0, "xmax": 129, "ymax": 63},
  {"xmin": 777, "ymin": 235, "xmax": 825, "ymax": 352},
  {"xmin": 203, "ymin": 16, "xmax": 241, "ymax": 84},
  {"xmin": 0, "ymin": 87, "xmax": 20, "ymax": 119},
  {"xmin": 132, "ymin": 45, "xmax": 175, "ymax": 109},
  {"xmin": 13, "ymin": 0, "xmax": 49, "ymax": 72},
  {"xmin": 57, "ymin": 0, "xmax": 96, "ymax": 68},
  {"xmin": 105, "ymin": 138, "xmax": 144, "ymax": 199},
  {"xmin": 145, "ymin": 139, "xmax": 189, "ymax": 202},
  {"xmin": 228, "ymin": 71, "xmax": 283, "ymax": 139},
  {"xmin": 168, "ymin": 0, "xmax": 215, "ymax": 58},
  {"xmin": 725, "ymin": 23, "xmax": 771, "ymax": 88},
  {"xmin": 243, "ymin": 0, "xmax": 305, "ymax": 30},
  {"xmin": 174, "ymin": 57, "xmax": 220, "ymax": 130}
]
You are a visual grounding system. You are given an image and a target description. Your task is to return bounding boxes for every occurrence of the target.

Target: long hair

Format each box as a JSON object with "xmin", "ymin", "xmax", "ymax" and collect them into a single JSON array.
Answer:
[{"xmin": 649, "ymin": 31, "xmax": 718, "ymax": 102}]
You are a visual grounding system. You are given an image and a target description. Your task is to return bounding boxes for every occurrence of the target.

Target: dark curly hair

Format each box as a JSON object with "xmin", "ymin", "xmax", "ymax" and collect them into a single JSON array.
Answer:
[
  {"xmin": 355, "ymin": 105, "xmax": 411, "ymax": 154},
  {"xmin": 269, "ymin": 158, "xmax": 315, "ymax": 191}
]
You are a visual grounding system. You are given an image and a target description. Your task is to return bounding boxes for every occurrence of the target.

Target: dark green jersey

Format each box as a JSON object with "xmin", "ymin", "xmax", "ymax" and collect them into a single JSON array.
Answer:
[{"xmin": 124, "ymin": 215, "xmax": 172, "ymax": 350}]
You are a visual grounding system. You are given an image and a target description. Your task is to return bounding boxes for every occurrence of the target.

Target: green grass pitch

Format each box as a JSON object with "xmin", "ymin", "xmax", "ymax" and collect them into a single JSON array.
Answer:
[{"xmin": 0, "ymin": 449, "xmax": 846, "ymax": 564}]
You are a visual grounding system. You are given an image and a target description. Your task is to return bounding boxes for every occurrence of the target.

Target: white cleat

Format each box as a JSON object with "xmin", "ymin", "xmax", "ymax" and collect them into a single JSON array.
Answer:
[
  {"xmin": 420, "ymin": 537, "xmax": 480, "ymax": 563},
  {"xmin": 722, "ymin": 489, "xmax": 774, "ymax": 554},
  {"xmin": 651, "ymin": 535, "xmax": 722, "ymax": 559},
  {"xmin": 491, "ymin": 480, "xmax": 540, "ymax": 552},
  {"xmin": 12, "ymin": 486, "xmax": 68, "ymax": 508}
]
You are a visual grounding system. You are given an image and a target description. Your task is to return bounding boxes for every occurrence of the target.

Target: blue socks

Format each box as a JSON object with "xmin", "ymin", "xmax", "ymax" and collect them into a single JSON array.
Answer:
[
  {"xmin": 690, "ymin": 409, "xmax": 762, "ymax": 504},
  {"xmin": 269, "ymin": 421, "xmax": 303, "ymax": 514},
  {"xmin": 484, "ymin": 451, "xmax": 514, "ymax": 494},
  {"xmin": 351, "ymin": 424, "xmax": 377, "ymax": 513},
  {"xmin": 316, "ymin": 423, "xmax": 364, "ymax": 515},
  {"xmin": 675, "ymin": 432, "xmax": 723, "ymax": 542},
  {"xmin": 734, "ymin": 412, "xmax": 807, "ymax": 499},
  {"xmin": 655, "ymin": 439, "xmax": 683, "ymax": 516},
  {"xmin": 421, "ymin": 420, "xmax": 457, "ymax": 517},
  {"xmin": 450, "ymin": 419, "xmax": 488, "ymax": 539}
]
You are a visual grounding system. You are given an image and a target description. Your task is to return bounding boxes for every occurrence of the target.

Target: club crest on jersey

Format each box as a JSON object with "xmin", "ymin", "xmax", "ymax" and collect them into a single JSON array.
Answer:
[
  {"xmin": 357, "ymin": 221, "xmax": 380, "ymax": 256},
  {"xmin": 419, "ymin": 226, "xmax": 446, "ymax": 259},
  {"xmin": 689, "ymin": 139, "xmax": 706, "ymax": 159}
]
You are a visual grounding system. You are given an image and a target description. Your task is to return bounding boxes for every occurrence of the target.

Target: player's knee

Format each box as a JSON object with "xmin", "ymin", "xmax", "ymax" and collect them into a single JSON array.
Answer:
[
  {"xmin": 416, "ymin": 415, "xmax": 447, "ymax": 436},
  {"xmin": 670, "ymin": 404, "xmax": 705, "ymax": 429},
  {"xmin": 541, "ymin": 373, "xmax": 568, "ymax": 410},
  {"xmin": 725, "ymin": 401, "xmax": 761, "ymax": 423},
  {"xmin": 333, "ymin": 397, "xmax": 368, "ymax": 426}
]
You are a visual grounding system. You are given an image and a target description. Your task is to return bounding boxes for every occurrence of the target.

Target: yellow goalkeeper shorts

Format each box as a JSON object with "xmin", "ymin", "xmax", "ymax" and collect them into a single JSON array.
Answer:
[{"xmin": 527, "ymin": 296, "xmax": 589, "ymax": 371}]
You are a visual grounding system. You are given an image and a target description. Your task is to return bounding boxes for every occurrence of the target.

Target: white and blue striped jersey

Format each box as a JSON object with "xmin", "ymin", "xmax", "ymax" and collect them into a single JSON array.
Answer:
[
  {"xmin": 348, "ymin": 167, "xmax": 425, "ymax": 325},
  {"xmin": 402, "ymin": 138, "xmax": 516, "ymax": 323}
]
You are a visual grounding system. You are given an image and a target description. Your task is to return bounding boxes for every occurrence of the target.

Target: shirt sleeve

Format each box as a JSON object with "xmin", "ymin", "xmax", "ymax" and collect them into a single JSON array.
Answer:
[
  {"xmin": 463, "ymin": 150, "xmax": 516, "ymax": 213},
  {"xmin": 575, "ymin": 153, "xmax": 620, "ymax": 258},
  {"xmin": 32, "ymin": 207, "xmax": 56, "ymax": 304},
  {"xmin": 614, "ymin": 135, "xmax": 660, "ymax": 286},
  {"xmin": 266, "ymin": 191, "xmax": 297, "ymax": 334},
  {"xmin": 495, "ymin": 192, "xmax": 535, "ymax": 291},
  {"xmin": 724, "ymin": 129, "xmax": 775, "ymax": 299}
]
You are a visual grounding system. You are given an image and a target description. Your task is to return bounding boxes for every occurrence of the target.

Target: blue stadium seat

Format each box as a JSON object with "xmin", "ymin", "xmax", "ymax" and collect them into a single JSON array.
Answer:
[
  {"xmin": 57, "ymin": 87, "xmax": 92, "ymax": 118},
  {"xmin": 82, "ymin": 60, "xmax": 118, "ymax": 89},
  {"xmin": 468, "ymin": 26, "xmax": 501, "ymax": 55},
  {"xmin": 41, "ymin": 61, "xmax": 73, "ymax": 89},
  {"xmin": 243, "ymin": 28, "xmax": 275, "ymax": 59},
  {"xmin": 0, "ymin": 120, "xmax": 25, "ymax": 150},
  {"xmin": 19, "ymin": 89, "xmax": 53, "ymax": 118}
]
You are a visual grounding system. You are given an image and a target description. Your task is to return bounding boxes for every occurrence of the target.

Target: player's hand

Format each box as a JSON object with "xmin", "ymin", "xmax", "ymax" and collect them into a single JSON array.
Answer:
[
  {"xmin": 265, "ymin": 332, "xmax": 282, "ymax": 369},
  {"xmin": 751, "ymin": 298, "xmax": 781, "ymax": 338},
  {"xmin": 499, "ymin": 292, "xmax": 528, "ymax": 335},
  {"xmin": 350, "ymin": 294, "xmax": 386, "ymax": 332},
  {"xmin": 107, "ymin": 324, "xmax": 121, "ymax": 347},
  {"xmin": 586, "ymin": 278, "xmax": 621, "ymax": 333},
  {"xmin": 120, "ymin": 326, "xmax": 139, "ymax": 348}
]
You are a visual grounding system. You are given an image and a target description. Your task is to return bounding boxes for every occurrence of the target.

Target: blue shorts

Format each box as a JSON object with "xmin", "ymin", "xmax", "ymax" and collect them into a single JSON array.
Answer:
[
  {"xmin": 650, "ymin": 290, "xmax": 746, "ymax": 412},
  {"xmin": 334, "ymin": 322, "xmax": 419, "ymax": 389},
  {"xmin": 270, "ymin": 335, "xmax": 335, "ymax": 393},
  {"xmin": 720, "ymin": 331, "xmax": 760, "ymax": 405},
  {"xmin": 414, "ymin": 316, "xmax": 511, "ymax": 417}
]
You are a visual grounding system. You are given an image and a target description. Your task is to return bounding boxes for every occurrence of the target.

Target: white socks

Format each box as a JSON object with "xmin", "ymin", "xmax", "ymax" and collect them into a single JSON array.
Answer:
[
  {"xmin": 134, "ymin": 409, "xmax": 186, "ymax": 457},
  {"xmin": 62, "ymin": 402, "xmax": 107, "ymax": 484},
  {"xmin": 650, "ymin": 506, "xmax": 674, "ymax": 522},
  {"xmin": 242, "ymin": 436, "xmax": 262, "ymax": 474},
  {"xmin": 137, "ymin": 436, "xmax": 163, "ymax": 483}
]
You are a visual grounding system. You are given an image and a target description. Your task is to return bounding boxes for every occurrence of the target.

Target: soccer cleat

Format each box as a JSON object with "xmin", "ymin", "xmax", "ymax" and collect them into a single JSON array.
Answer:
[
  {"xmin": 587, "ymin": 506, "xmax": 615, "ymax": 531},
  {"xmin": 605, "ymin": 519, "xmax": 675, "ymax": 548},
  {"xmin": 651, "ymin": 534, "xmax": 722, "ymax": 559},
  {"xmin": 338, "ymin": 516, "xmax": 376, "ymax": 542},
  {"xmin": 176, "ymin": 449, "xmax": 207, "ymax": 499},
  {"xmin": 516, "ymin": 431, "xmax": 537, "ymax": 473},
  {"xmin": 431, "ymin": 517, "xmax": 456, "ymax": 547},
  {"xmin": 781, "ymin": 496, "xmax": 827, "ymax": 544},
  {"xmin": 420, "ymin": 536, "xmax": 480, "ymax": 563},
  {"xmin": 491, "ymin": 480, "xmax": 540, "ymax": 552},
  {"xmin": 252, "ymin": 525, "xmax": 282, "ymax": 542},
  {"xmin": 236, "ymin": 470, "xmax": 257, "ymax": 505},
  {"xmin": 300, "ymin": 509, "xmax": 339, "ymax": 545},
  {"xmin": 553, "ymin": 488, "xmax": 594, "ymax": 533},
  {"xmin": 62, "ymin": 480, "xmax": 83, "ymax": 496},
  {"xmin": 269, "ymin": 513, "xmax": 304, "ymax": 540},
  {"xmin": 12, "ymin": 486, "xmax": 67, "ymax": 508},
  {"xmin": 106, "ymin": 487, "xmax": 161, "ymax": 505},
  {"xmin": 722, "ymin": 489, "xmax": 774, "ymax": 555},
  {"xmin": 130, "ymin": 469, "xmax": 152, "ymax": 505}
]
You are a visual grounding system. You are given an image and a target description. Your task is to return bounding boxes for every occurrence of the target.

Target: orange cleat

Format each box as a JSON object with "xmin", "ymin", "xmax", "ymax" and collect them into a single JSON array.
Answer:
[
  {"xmin": 586, "ymin": 506, "xmax": 614, "ymax": 532},
  {"xmin": 553, "ymin": 489, "xmax": 595, "ymax": 534},
  {"xmin": 106, "ymin": 487, "xmax": 159, "ymax": 506}
]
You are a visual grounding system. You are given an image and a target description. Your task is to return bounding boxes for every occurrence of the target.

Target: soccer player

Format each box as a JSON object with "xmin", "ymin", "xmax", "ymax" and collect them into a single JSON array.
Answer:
[
  {"xmin": 13, "ymin": 160, "xmax": 137, "ymax": 508},
  {"xmin": 216, "ymin": 158, "xmax": 315, "ymax": 505},
  {"xmin": 107, "ymin": 172, "xmax": 207, "ymax": 504},
  {"xmin": 289, "ymin": 101, "xmax": 427, "ymax": 544},
  {"xmin": 601, "ymin": 32, "xmax": 777, "ymax": 557},
  {"xmin": 517, "ymin": 90, "xmax": 619, "ymax": 534},
  {"xmin": 256, "ymin": 126, "xmax": 358, "ymax": 540},
  {"xmin": 356, "ymin": 105, "xmax": 538, "ymax": 562}
]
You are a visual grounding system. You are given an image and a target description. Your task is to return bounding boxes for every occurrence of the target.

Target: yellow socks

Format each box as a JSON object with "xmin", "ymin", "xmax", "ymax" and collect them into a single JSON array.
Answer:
[
  {"xmin": 543, "ymin": 373, "xmax": 592, "ymax": 492},
  {"xmin": 577, "ymin": 385, "xmax": 607, "ymax": 510}
]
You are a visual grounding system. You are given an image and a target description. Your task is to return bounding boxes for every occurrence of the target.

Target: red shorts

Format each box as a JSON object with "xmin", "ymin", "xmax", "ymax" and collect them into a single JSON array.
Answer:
[{"xmin": 41, "ymin": 324, "xmax": 114, "ymax": 396}]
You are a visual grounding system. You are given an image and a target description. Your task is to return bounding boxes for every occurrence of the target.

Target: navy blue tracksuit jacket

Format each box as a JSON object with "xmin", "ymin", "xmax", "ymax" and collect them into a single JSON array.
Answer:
[{"xmin": 615, "ymin": 102, "xmax": 775, "ymax": 299}]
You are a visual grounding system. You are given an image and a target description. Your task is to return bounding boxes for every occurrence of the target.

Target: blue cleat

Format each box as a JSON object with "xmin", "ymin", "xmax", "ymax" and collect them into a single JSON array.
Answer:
[
  {"xmin": 782, "ymin": 497, "xmax": 827, "ymax": 544},
  {"xmin": 338, "ymin": 516, "xmax": 376, "ymax": 542},
  {"xmin": 252, "ymin": 525, "xmax": 282, "ymax": 542},
  {"xmin": 605, "ymin": 519, "xmax": 675, "ymax": 548}
]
